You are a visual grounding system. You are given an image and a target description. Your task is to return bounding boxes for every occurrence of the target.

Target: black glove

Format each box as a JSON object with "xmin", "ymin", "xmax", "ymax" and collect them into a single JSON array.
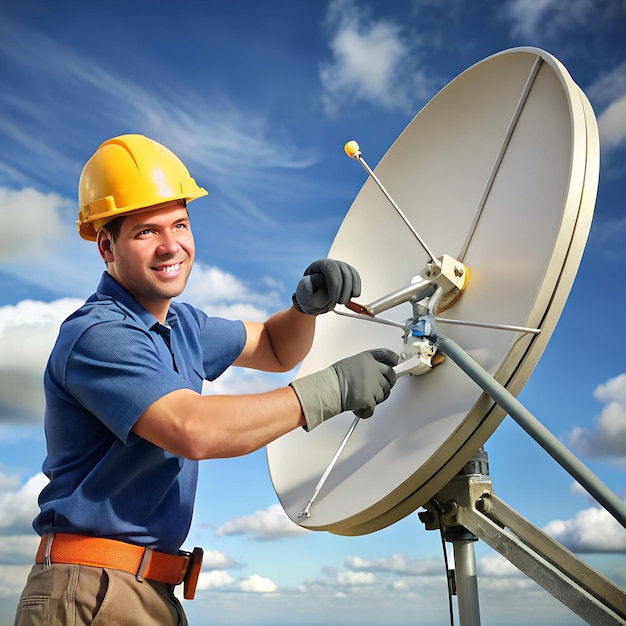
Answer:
[
  {"xmin": 290, "ymin": 349, "xmax": 399, "ymax": 431},
  {"xmin": 292, "ymin": 259, "xmax": 361, "ymax": 315}
]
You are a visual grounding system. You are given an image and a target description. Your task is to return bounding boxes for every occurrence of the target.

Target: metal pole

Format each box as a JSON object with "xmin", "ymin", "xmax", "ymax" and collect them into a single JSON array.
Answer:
[
  {"xmin": 437, "ymin": 334, "xmax": 626, "ymax": 529},
  {"xmin": 452, "ymin": 537, "xmax": 482, "ymax": 626}
]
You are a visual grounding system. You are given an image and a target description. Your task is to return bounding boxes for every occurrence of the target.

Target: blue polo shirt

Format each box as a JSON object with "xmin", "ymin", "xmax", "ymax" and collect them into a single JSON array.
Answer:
[{"xmin": 34, "ymin": 272, "xmax": 246, "ymax": 554}]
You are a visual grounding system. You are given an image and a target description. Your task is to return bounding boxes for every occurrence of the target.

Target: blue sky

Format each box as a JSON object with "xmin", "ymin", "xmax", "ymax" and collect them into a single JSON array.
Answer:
[{"xmin": 0, "ymin": 1, "xmax": 625, "ymax": 625}]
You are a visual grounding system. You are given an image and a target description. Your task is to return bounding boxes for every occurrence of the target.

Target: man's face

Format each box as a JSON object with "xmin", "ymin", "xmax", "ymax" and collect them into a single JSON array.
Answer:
[{"xmin": 100, "ymin": 202, "xmax": 195, "ymax": 316}]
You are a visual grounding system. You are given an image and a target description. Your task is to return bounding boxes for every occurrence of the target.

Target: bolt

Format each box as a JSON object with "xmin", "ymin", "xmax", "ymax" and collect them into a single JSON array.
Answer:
[{"xmin": 476, "ymin": 496, "xmax": 493, "ymax": 515}]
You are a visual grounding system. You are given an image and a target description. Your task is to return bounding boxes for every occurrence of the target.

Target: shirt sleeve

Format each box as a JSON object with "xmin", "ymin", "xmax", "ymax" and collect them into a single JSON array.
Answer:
[
  {"xmin": 184, "ymin": 305, "xmax": 247, "ymax": 380},
  {"xmin": 64, "ymin": 319, "xmax": 194, "ymax": 444}
]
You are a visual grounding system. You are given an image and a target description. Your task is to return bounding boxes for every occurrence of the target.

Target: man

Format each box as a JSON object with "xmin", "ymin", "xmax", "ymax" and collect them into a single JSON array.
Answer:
[{"xmin": 14, "ymin": 134, "xmax": 398, "ymax": 625}]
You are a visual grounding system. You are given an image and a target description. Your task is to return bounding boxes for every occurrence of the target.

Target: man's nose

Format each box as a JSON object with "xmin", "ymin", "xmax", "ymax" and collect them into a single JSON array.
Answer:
[{"xmin": 155, "ymin": 232, "xmax": 182, "ymax": 256}]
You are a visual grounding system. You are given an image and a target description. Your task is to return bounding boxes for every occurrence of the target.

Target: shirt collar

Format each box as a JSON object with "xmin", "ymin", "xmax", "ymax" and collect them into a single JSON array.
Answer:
[{"xmin": 95, "ymin": 272, "xmax": 179, "ymax": 330}]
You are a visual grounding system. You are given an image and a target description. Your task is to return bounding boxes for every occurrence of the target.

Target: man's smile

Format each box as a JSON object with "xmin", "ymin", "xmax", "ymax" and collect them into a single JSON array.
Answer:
[{"xmin": 155, "ymin": 262, "xmax": 182, "ymax": 274}]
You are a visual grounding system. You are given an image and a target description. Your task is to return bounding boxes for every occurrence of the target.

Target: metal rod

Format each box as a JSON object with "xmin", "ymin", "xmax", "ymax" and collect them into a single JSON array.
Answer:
[
  {"xmin": 457, "ymin": 55, "xmax": 543, "ymax": 262},
  {"xmin": 435, "ymin": 317, "xmax": 541, "ymax": 335},
  {"xmin": 297, "ymin": 358, "xmax": 421, "ymax": 519},
  {"xmin": 333, "ymin": 308, "xmax": 408, "ymax": 330},
  {"xmin": 298, "ymin": 415, "xmax": 361, "ymax": 518},
  {"xmin": 437, "ymin": 334, "xmax": 626, "ymax": 529},
  {"xmin": 352, "ymin": 151, "xmax": 441, "ymax": 267},
  {"xmin": 367, "ymin": 277, "xmax": 436, "ymax": 316},
  {"xmin": 334, "ymin": 308, "xmax": 541, "ymax": 336}
]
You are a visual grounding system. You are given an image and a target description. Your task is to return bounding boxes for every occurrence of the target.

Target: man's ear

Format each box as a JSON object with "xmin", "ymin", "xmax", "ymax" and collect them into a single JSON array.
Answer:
[{"xmin": 97, "ymin": 228, "xmax": 114, "ymax": 263}]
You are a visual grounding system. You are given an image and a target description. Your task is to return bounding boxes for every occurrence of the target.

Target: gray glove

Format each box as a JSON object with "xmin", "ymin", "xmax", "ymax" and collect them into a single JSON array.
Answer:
[
  {"xmin": 292, "ymin": 259, "xmax": 361, "ymax": 315},
  {"xmin": 290, "ymin": 349, "xmax": 399, "ymax": 431}
]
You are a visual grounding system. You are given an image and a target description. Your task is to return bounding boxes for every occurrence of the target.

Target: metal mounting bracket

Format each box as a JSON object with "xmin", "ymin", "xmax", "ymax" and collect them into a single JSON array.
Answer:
[{"xmin": 420, "ymin": 451, "xmax": 626, "ymax": 626}]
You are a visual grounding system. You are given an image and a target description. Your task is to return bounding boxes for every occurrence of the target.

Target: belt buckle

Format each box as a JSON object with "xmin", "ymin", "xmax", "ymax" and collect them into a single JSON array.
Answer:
[{"xmin": 182, "ymin": 547, "xmax": 203, "ymax": 600}]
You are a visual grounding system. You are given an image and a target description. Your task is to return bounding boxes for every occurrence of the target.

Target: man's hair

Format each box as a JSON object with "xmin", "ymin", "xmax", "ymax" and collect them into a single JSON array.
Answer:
[{"xmin": 102, "ymin": 215, "xmax": 126, "ymax": 241}]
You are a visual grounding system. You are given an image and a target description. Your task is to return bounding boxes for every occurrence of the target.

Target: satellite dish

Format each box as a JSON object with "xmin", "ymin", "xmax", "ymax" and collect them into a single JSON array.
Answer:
[{"xmin": 267, "ymin": 47, "xmax": 599, "ymax": 535}]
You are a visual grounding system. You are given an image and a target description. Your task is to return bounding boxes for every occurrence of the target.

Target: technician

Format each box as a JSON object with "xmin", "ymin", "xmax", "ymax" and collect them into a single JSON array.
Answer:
[{"xmin": 14, "ymin": 134, "xmax": 398, "ymax": 625}]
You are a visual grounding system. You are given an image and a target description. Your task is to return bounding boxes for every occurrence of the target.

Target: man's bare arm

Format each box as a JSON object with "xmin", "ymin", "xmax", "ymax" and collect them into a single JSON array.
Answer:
[{"xmin": 133, "ymin": 386, "xmax": 306, "ymax": 459}]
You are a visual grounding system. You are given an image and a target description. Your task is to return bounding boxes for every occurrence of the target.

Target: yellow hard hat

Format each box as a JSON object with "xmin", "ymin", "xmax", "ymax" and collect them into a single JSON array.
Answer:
[{"xmin": 77, "ymin": 134, "xmax": 208, "ymax": 241}]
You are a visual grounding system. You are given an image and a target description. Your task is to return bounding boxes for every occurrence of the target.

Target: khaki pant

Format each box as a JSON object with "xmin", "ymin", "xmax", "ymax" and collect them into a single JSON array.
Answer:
[{"xmin": 14, "ymin": 563, "xmax": 188, "ymax": 626}]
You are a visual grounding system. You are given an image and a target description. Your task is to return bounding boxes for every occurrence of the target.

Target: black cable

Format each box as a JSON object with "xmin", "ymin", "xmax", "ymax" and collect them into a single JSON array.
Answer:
[{"xmin": 429, "ymin": 498, "xmax": 455, "ymax": 626}]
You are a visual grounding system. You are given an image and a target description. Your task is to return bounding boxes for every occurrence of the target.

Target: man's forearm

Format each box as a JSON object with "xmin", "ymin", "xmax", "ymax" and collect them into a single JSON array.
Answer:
[
  {"xmin": 262, "ymin": 306, "xmax": 316, "ymax": 371},
  {"xmin": 134, "ymin": 387, "xmax": 306, "ymax": 459}
]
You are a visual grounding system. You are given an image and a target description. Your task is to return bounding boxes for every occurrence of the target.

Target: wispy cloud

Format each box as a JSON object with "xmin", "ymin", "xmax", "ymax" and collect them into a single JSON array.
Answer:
[
  {"xmin": 598, "ymin": 94, "xmax": 626, "ymax": 152},
  {"xmin": 0, "ymin": 19, "xmax": 317, "ymax": 229},
  {"xmin": 504, "ymin": 0, "xmax": 625, "ymax": 39},
  {"xmin": 320, "ymin": 0, "xmax": 436, "ymax": 115}
]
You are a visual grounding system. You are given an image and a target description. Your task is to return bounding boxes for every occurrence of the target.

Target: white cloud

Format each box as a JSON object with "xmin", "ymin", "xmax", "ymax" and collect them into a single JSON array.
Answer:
[
  {"xmin": 301, "ymin": 559, "xmax": 450, "ymax": 595},
  {"xmin": 182, "ymin": 262, "xmax": 281, "ymax": 320},
  {"xmin": 195, "ymin": 569, "xmax": 235, "ymax": 591},
  {"xmin": 567, "ymin": 373, "xmax": 626, "ymax": 463},
  {"xmin": 201, "ymin": 549, "xmax": 241, "ymax": 570},
  {"xmin": 0, "ymin": 472, "xmax": 20, "ymax": 491},
  {"xmin": 0, "ymin": 473, "xmax": 48, "ymax": 536},
  {"xmin": 502, "ymin": 4, "xmax": 626, "ymax": 156},
  {"xmin": 320, "ymin": 0, "xmax": 434, "ymax": 115},
  {"xmin": 0, "ymin": 565, "xmax": 33, "ymax": 599},
  {"xmin": 0, "ymin": 271, "xmax": 289, "ymax": 427},
  {"xmin": 0, "ymin": 187, "xmax": 99, "ymax": 297},
  {"xmin": 543, "ymin": 505, "xmax": 626, "ymax": 553},
  {"xmin": 336, "ymin": 570, "xmax": 377, "ymax": 586},
  {"xmin": 0, "ymin": 299, "xmax": 81, "ymax": 424},
  {"xmin": 597, "ymin": 92, "xmax": 626, "ymax": 153},
  {"xmin": 193, "ymin": 570, "xmax": 276, "ymax": 593},
  {"xmin": 477, "ymin": 575, "xmax": 538, "ymax": 595},
  {"xmin": 0, "ymin": 188, "xmax": 70, "ymax": 260},
  {"xmin": 215, "ymin": 504, "xmax": 309, "ymax": 541},
  {"xmin": 594, "ymin": 373, "xmax": 626, "ymax": 405},
  {"xmin": 588, "ymin": 59, "xmax": 626, "ymax": 106},
  {"xmin": 237, "ymin": 574, "xmax": 277, "ymax": 593},
  {"xmin": 505, "ymin": 0, "xmax": 559, "ymax": 38},
  {"xmin": 478, "ymin": 553, "xmax": 522, "ymax": 577},
  {"xmin": 346, "ymin": 553, "xmax": 442, "ymax": 576},
  {"xmin": 201, "ymin": 366, "xmax": 291, "ymax": 397},
  {"xmin": 305, "ymin": 567, "xmax": 378, "ymax": 588},
  {"xmin": 0, "ymin": 535, "xmax": 40, "ymax": 566},
  {"xmin": 569, "ymin": 480, "xmax": 595, "ymax": 500}
]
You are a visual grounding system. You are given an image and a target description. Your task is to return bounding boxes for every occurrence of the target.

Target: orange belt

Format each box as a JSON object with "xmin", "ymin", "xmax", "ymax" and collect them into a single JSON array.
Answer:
[{"xmin": 36, "ymin": 533, "xmax": 203, "ymax": 600}]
